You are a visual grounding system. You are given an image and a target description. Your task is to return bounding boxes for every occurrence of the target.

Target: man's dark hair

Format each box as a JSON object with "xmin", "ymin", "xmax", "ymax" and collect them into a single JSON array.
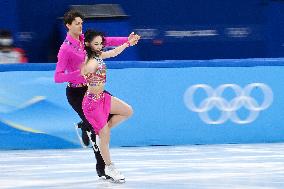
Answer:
[{"xmin": 63, "ymin": 10, "xmax": 84, "ymax": 25}]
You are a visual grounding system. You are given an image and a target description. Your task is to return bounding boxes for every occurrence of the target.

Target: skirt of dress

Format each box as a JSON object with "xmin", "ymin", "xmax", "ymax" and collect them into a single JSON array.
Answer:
[{"xmin": 82, "ymin": 91, "xmax": 111, "ymax": 134}]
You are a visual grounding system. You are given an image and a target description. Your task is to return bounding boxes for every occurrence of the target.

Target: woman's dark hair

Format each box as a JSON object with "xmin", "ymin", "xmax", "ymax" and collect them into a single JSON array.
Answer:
[
  {"xmin": 84, "ymin": 29, "xmax": 106, "ymax": 59},
  {"xmin": 63, "ymin": 10, "xmax": 84, "ymax": 25}
]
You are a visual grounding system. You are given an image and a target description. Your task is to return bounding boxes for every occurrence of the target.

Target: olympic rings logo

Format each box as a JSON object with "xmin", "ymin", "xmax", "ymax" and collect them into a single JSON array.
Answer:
[{"xmin": 183, "ymin": 83, "xmax": 273, "ymax": 124}]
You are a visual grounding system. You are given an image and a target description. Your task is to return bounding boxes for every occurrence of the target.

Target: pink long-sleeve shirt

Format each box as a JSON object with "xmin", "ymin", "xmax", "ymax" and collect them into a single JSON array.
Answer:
[{"xmin": 54, "ymin": 33, "xmax": 128, "ymax": 84}]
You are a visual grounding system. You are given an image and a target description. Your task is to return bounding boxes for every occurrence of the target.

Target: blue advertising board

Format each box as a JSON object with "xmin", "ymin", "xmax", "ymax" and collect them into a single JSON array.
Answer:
[{"xmin": 0, "ymin": 59, "xmax": 284, "ymax": 149}]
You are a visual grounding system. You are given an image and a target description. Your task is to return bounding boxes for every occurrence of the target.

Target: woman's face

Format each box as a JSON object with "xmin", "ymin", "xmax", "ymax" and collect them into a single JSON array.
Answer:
[
  {"xmin": 90, "ymin": 36, "xmax": 103, "ymax": 52},
  {"xmin": 66, "ymin": 17, "xmax": 83, "ymax": 36}
]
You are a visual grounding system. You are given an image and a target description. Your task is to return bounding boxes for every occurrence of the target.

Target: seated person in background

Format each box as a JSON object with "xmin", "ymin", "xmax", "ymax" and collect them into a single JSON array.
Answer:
[{"xmin": 0, "ymin": 29, "xmax": 28, "ymax": 64}]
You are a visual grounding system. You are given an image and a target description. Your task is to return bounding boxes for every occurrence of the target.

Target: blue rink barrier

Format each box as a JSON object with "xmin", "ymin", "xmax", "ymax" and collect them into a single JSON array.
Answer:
[
  {"xmin": 1, "ymin": 58, "xmax": 284, "ymax": 72},
  {"xmin": 0, "ymin": 59, "xmax": 284, "ymax": 149}
]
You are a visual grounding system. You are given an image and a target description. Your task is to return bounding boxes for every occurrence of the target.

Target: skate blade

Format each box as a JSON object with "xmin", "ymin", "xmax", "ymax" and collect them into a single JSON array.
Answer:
[
  {"xmin": 109, "ymin": 178, "xmax": 125, "ymax": 184},
  {"xmin": 98, "ymin": 175, "xmax": 125, "ymax": 183},
  {"xmin": 74, "ymin": 123, "xmax": 87, "ymax": 148},
  {"xmin": 98, "ymin": 175, "xmax": 109, "ymax": 180}
]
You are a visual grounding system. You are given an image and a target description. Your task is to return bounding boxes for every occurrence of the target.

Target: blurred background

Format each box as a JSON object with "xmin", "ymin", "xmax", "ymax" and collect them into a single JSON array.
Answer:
[
  {"xmin": 1, "ymin": 0, "xmax": 284, "ymax": 63},
  {"xmin": 1, "ymin": 0, "xmax": 284, "ymax": 150},
  {"xmin": 1, "ymin": 2, "xmax": 284, "ymax": 188}
]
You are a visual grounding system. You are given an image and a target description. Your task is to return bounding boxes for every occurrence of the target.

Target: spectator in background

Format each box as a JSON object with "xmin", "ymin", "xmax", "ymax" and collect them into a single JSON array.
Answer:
[{"xmin": 0, "ymin": 30, "xmax": 28, "ymax": 64}]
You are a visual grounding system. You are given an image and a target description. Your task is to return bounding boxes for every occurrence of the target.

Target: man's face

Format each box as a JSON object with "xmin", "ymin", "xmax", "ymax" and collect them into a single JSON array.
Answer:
[{"xmin": 66, "ymin": 17, "xmax": 83, "ymax": 36}]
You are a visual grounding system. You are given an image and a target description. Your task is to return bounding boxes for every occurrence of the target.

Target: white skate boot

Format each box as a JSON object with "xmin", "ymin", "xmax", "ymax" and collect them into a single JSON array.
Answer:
[
  {"xmin": 74, "ymin": 122, "xmax": 87, "ymax": 148},
  {"xmin": 105, "ymin": 163, "xmax": 125, "ymax": 183}
]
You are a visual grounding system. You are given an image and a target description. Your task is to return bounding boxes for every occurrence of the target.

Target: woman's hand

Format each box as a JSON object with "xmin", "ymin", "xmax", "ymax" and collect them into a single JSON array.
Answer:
[{"xmin": 128, "ymin": 32, "xmax": 140, "ymax": 46}]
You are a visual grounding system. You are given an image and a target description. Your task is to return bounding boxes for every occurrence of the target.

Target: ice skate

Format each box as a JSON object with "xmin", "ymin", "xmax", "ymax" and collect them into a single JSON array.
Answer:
[
  {"xmin": 78, "ymin": 121, "xmax": 90, "ymax": 146},
  {"xmin": 74, "ymin": 122, "xmax": 87, "ymax": 148},
  {"xmin": 105, "ymin": 163, "xmax": 125, "ymax": 183}
]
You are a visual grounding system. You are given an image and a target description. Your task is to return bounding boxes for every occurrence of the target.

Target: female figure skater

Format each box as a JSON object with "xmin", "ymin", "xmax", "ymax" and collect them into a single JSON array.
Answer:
[
  {"xmin": 81, "ymin": 29, "xmax": 139, "ymax": 182},
  {"xmin": 54, "ymin": 10, "xmax": 139, "ymax": 178}
]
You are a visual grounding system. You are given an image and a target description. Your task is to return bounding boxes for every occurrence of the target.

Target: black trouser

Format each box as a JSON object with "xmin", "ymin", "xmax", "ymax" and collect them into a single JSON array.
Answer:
[{"xmin": 66, "ymin": 86, "xmax": 113, "ymax": 170}]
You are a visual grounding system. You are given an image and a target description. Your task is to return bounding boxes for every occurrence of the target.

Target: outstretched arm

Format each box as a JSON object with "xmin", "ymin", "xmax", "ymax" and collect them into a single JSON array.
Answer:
[
  {"xmin": 105, "ymin": 37, "xmax": 128, "ymax": 46},
  {"xmin": 100, "ymin": 34, "xmax": 140, "ymax": 59},
  {"xmin": 104, "ymin": 32, "xmax": 137, "ymax": 47},
  {"xmin": 100, "ymin": 42, "xmax": 130, "ymax": 59}
]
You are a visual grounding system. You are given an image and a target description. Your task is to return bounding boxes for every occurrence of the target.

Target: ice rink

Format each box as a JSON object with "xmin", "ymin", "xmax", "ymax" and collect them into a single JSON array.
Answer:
[{"xmin": 1, "ymin": 143, "xmax": 284, "ymax": 189}]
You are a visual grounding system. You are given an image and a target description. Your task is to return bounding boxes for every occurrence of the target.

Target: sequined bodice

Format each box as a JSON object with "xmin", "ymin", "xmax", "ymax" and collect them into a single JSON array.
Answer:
[{"xmin": 84, "ymin": 57, "xmax": 106, "ymax": 86}]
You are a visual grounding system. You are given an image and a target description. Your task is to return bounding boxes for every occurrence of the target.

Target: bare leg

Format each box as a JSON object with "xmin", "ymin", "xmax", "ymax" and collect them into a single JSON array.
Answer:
[
  {"xmin": 98, "ymin": 96, "xmax": 133, "ymax": 166},
  {"xmin": 98, "ymin": 124, "xmax": 111, "ymax": 165},
  {"xmin": 108, "ymin": 97, "xmax": 133, "ymax": 129}
]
